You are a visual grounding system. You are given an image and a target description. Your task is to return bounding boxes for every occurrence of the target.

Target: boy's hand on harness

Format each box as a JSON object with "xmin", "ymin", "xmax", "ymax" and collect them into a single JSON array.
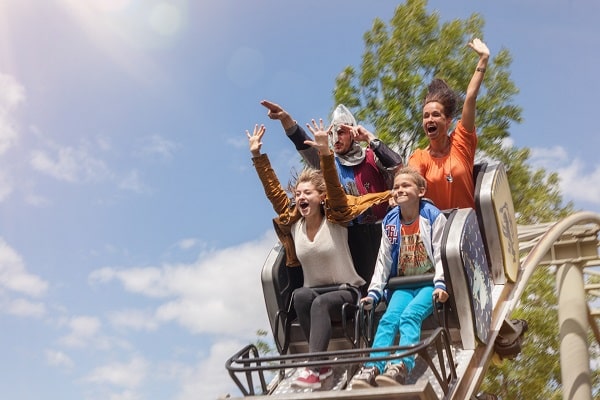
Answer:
[
  {"xmin": 360, "ymin": 296, "xmax": 374, "ymax": 311},
  {"xmin": 433, "ymin": 288, "xmax": 449, "ymax": 303}
]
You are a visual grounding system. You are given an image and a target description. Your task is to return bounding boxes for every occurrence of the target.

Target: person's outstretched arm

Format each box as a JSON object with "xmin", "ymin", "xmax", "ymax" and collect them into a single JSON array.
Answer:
[
  {"xmin": 260, "ymin": 99, "xmax": 320, "ymax": 168},
  {"xmin": 461, "ymin": 38, "xmax": 490, "ymax": 133},
  {"xmin": 304, "ymin": 119, "xmax": 349, "ymax": 212},
  {"xmin": 247, "ymin": 124, "xmax": 292, "ymax": 217},
  {"xmin": 341, "ymin": 124, "xmax": 403, "ymax": 169}
]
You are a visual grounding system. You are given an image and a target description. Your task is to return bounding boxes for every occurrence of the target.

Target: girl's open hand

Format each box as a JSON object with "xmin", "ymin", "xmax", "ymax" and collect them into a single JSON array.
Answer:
[
  {"xmin": 246, "ymin": 124, "xmax": 266, "ymax": 157},
  {"xmin": 304, "ymin": 119, "xmax": 332, "ymax": 155}
]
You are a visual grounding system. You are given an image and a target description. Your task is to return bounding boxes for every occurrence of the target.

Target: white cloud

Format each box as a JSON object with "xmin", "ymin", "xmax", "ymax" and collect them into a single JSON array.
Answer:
[
  {"xmin": 95, "ymin": 135, "xmax": 112, "ymax": 151},
  {"xmin": 173, "ymin": 340, "xmax": 247, "ymax": 400},
  {"xmin": 46, "ymin": 349, "xmax": 75, "ymax": 369},
  {"xmin": 84, "ymin": 356, "xmax": 148, "ymax": 388},
  {"xmin": 30, "ymin": 145, "xmax": 112, "ymax": 183},
  {"xmin": 59, "ymin": 315, "xmax": 102, "ymax": 348},
  {"xmin": 25, "ymin": 193, "xmax": 50, "ymax": 207},
  {"xmin": 118, "ymin": 169, "xmax": 147, "ymax": 193},
  {"xmin": 55, "ymin": 314, "xmax": 130, "ymax": 354},
  {"xmin": 555, "ymin": 159, "xmax": 600, "ymax": 206},
  {"xmin": 88, "ymin": 266, "xmax": 117, "ymax": 283},
  {"xmin": 108, "ymin": 390, "xmax": 142, "ymax": 400},
  {"xmin": 2, "ymin": 297, "xmax": 46, "ymax": 317},
  {"xmin": 83, "ymin": 233, "xmax": 283, "ymax": 399},
  {"xmin": 530, "ymin": 145, "xmax": 569, "ymax": 166},
  {"xmin": 109, "ymin": 309, "xmax": 159, "ymax": 331},
  {"xmin": 27, "ymin": 136, "xmax": 154, "ymax": 196},
  {"xmin": 0, "ymin": 238, "xmax": 48, "ymax": 297},
  {"xmin": 0, "ymin": 73, "xmax": 25, "ymax": 155},
  {"xmin": 176, "ymin": 238, "xmax": 197, "ymax": 250},
  {"xmin": 90, "ymin": 266, "xmax": 169, "ymax": 298},
  {"xmin": 89, "ymin": 231, "xmax": 276, "ymax": 337},
  {"xmin": 227, "ymin": 135, "xmax": 249, "ymax": 149},
  {"xmin": 529, "ymin": 145, "xmax": 600, "ymax": 208},
  {"xmin": 501, "ymin": 136, "xmax": 514, "ymax": 149},
  {"xmin": 135, "ymin": 134, "xmax": 178, "ymax": 160},
  {"xmin": 0, "ymin": 171, "xmax": 13, "ymax": 202},
  {"xmin": 0, "ymin": 115, "xmax": 18, "ymax": 155},
  {"xmin": 0, "ymin": 73, "xmax": 26, "ymax": 109}
]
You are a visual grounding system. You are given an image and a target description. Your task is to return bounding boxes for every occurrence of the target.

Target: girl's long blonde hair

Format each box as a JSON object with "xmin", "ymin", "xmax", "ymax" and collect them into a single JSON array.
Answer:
[{"xmin": 287, "ymin": 167, "xmax": 326, "ymax": 195}]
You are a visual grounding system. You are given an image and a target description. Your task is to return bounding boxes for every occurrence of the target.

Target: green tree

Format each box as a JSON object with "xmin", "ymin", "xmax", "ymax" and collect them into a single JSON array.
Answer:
[
  {"xmin": 254, "ymin": 328, "xmax": 275, "ymax": 356},
  {"xmin": 486, "ymin": 268, "xmax": 562, "ymax": 399},
  {"xmin": 332, "ymin": 0, "xmax": 572, "ymax": 225},
  {"xmin": 331, "ymin": 0, "xmax": 587, "ymax": 398}
]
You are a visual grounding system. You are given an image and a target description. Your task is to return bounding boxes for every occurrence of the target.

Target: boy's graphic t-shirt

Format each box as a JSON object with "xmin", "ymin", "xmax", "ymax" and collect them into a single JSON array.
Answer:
[{"xmin": 398, "ymin": 218, "xmax": 434, "ymax": 276}]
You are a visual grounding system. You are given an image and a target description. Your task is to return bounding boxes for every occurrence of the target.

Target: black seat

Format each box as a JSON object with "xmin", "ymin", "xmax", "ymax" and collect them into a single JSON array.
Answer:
[
  {"xmin": 274, "ymin": 282, "xmax": 363, "ymax": 354},
  {"xmin": 261, "ymin": 246, "xmax": 366, "ymax": 355}
]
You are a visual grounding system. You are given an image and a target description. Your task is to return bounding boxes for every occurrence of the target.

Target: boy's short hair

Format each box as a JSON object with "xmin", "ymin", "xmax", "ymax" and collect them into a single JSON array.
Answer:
[{"xmin": 394, "ymin": 166, "xmax": 427, "ymax": 190}]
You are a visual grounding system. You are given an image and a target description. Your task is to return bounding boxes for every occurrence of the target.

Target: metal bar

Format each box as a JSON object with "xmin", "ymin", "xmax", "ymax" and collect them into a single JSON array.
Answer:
[{"xmin": 557, "ymin": 262, "xmax": 592, "ymax": 400}]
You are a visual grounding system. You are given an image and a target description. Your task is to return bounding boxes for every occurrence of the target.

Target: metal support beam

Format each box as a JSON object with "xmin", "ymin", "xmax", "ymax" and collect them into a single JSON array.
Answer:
[{"xmin": 557, "ymin": 263, "xmax": 592, "ymax": 400}]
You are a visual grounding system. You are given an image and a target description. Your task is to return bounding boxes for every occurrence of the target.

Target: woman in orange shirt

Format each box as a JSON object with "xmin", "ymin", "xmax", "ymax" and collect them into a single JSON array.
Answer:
[{"xmin": 408, "ymin": 38, "xmax": 489, "ymax": 210}]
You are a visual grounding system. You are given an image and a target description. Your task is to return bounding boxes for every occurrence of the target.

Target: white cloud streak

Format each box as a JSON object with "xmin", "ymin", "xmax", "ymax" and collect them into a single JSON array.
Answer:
[
  {"xmin": 2, "ymin": 297, "xmax": 45, "ymax": 317},
  {"xmin": 29, "ymin": 140, "xmax": 149, "ymax": 194},
  {"xmin": 0, "ymin": 238, "xmax": 48, "ymax": 297},
  {"xmin": 59, "ymin": 315, "xmax": 102, "ymax": 348},
  {"xmin": 84, "ymin": 356, "xmax": 148, "ymax": 388},
  {"xmin": 108, "ymin": 309, "xmax": 159, "ymax": 332},
  {"xmin": 46, "ymin": 348, "xmax": 75, "ymax": 369},
  {"xmin": 555, "ymin": 160, "xmax": 600, "ymax": 205},
  {"xmin": 81, "ymin": 232, "xmax": 279, "ymax": 398},
  {"xmin": 174, "ymin": 340, "xmax": 247, "ymax": 400},
  {"xmin": 89, "ymin": 231, "xmax": 275, "ymax": 337},
  {"xmin": 0, "ymin": 73, "xmax": 25, "ymax": 155},
  {"xmin": 176, "ymin": 238, "xmax": 197, "ymax": 251},
  {"xmin": 530, "ymin": 145, "xmax": 600, "ymax": 208},
  {"xmin": 30, "ymin": 145, "xmax": 112, "ymax": 183},
  {"xmin": 118, "ymin": 169, "xmax": 147, "ymax": 193},
  {"xmin": 135, "ymin": 134, "xmax": 178, "ymax": 160}
]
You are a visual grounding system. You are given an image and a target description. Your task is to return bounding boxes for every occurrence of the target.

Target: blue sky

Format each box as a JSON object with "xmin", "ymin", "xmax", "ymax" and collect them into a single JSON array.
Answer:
[{"xmin": 0, "ymin": 1, "xmax": 598, "ymax": 399}]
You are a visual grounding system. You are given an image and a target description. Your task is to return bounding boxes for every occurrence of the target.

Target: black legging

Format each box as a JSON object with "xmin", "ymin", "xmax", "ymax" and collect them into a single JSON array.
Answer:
[{"xmin": 293, "ymin": 286, "xmax": 357, "ymax": 353}]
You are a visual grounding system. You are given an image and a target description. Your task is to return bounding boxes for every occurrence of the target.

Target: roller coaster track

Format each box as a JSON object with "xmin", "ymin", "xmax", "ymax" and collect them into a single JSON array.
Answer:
[
  {"xmin": 224, "ymin": 212, "xmax": 600, "ymax": 400},
  {"xmin": 511, "ymin": 211, "xmax": 600, "ymax": 400},
  {"xmin": 425, "ymin": 211, "xmax": 600, "ymax": 400}
]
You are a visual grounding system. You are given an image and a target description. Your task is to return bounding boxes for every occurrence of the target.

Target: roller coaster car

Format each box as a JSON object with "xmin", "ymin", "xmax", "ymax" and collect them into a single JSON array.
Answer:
[{"xmin": 224, "ymin": 162, "xmax": 523, "ymax": 399}]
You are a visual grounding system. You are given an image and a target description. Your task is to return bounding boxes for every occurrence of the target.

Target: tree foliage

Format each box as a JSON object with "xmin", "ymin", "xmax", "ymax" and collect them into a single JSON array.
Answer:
[
  {"xmin": 332, "ymin": 0, "xmax": 572, "ymax": 225},
  {"xmin": 254, "ymin": 328, "xmax": 275, "ymax": 356},
  {"xmin": 485, "ymin": 267, "xmax": 563, "ymax": 399},
  {"xmin": 330, "ymin": 0, "xmax": 590, "ymax": 398}
]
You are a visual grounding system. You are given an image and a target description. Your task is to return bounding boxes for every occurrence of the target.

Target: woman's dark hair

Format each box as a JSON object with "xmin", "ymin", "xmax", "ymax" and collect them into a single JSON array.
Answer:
[{"xmin": 423, "ymin": 78, "xmax": 459, "ymax": 119}]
